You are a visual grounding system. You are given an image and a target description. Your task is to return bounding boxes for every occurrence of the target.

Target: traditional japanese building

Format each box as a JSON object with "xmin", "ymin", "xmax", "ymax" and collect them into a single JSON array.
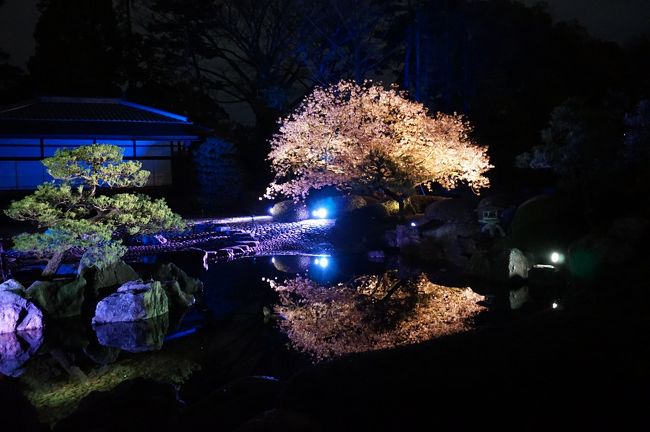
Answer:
[{"xmin": 0, "ymin": 97, "xmax": 210, "ymax": 189}]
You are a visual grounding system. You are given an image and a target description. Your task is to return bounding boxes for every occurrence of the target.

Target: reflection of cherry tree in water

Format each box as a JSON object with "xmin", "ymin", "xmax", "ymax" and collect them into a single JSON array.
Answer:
[{"xmin": 268, "ymin": 271, "xmax": 486, "ymax": 361}]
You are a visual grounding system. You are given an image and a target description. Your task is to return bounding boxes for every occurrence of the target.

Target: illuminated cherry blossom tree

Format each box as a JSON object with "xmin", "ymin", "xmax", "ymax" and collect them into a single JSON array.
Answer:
[
  {"xmin": 268, "ymin": 271, "xmax": 486, "ymax": 361},
  {"xmin": 265, "ymin": 80, "xmax": 492, "ymax": 203}
]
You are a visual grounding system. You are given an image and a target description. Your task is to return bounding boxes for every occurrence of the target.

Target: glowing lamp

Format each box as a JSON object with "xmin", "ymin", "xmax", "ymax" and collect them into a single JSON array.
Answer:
[
  {"xmin": 312, "ymin": 207, "xmax": 328, "ymax": 219},
  {"xmin": 268, "ymin": 206, "xmax": 275, "ymax": 215},
  {"xmin": 314, "ymin": 256, "xmax": 329, "ymax": 268},
  {"xmin": 552, "ymin": 302, "xmax": 558, "ymax": 309},
  {"xmin": 410, "ymin": 222, "xmax": 417, "ymax": 227},
  {"xmin": 550, "ymin": 251, "xmax": 564, "ymax": 264}
]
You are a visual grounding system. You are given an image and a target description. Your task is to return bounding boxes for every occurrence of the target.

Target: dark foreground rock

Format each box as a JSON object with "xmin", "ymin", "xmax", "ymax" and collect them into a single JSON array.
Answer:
[
  {"xmin": 178, "ymin": 376, "xmax": 283, "ymax": 431},
  {"xmin": 53, "ymin": 379, "xmax": 180, "ymax": 432},
  {"xmin": 0, "ymin": 380, "xmax": 48, "ymax": 431}
]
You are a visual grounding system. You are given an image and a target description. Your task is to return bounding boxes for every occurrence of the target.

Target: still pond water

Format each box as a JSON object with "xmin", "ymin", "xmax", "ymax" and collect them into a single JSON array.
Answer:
[{"xmin": 1, "ymin": 251, "xmax": 396, "ymax": 424}]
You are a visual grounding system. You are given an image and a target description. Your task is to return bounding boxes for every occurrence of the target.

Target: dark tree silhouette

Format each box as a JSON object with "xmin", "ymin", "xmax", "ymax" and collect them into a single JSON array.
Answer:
[{"xmin": 29, "ymin": 0, "xmax": 124, "ymax": 96}]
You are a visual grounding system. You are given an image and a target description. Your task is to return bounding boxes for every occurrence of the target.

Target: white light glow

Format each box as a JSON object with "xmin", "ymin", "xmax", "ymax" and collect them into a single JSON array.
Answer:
[
  {"xmin": 550, "ymin": 252, "xmax": 560, "ymax": 263},
  {"xmin": 268, "ymin": 206, "xmax": 275, "ymax": 215},
  {"xmin": 312, "ymin": 207, "xmax": 328, "ymax": 219},
  {"xmin": 410, "ymin": 222, "xmax": 417, "ymax": 227},
  {"xmin": 552, "ymin": 302, "xmax": 558, "ymax": 309}
]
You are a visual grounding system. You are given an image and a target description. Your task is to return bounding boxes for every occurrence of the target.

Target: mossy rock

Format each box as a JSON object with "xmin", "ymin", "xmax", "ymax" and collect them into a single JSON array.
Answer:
[
  {"xmin": 26, "ymin": 276, "xmax": 87, "ymax": 318},
  {"xmin": 81, "ymin": 261, "xmax": 139, "ymax": 297},
  {"xmin": 152, "ymin": 263, "xmax": 203, "ymax": 296},
  {"xmin": 159, "ymin": 281, "xmax": 195, "ymax": 308}
]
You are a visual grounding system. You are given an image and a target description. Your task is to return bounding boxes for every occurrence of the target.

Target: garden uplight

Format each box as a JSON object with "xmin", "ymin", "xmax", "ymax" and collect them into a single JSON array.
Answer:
[
  {"xmin": 268, "ymin": 206, "xmax": 275, "ymax": 215},
  {"xmin": 550, "ymin": 251, "xmax": 564, "ymax": 264},
  {"xmin": 312, "ymin": 207, "xmax": 328, "ymax": 219},
  {"xmin": 314, "ymin": 256, "xmax": 329, "ymax": 268}
]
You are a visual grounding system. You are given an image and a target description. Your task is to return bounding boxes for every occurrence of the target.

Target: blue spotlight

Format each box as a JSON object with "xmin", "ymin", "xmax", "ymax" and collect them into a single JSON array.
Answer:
[{"xmin": 312, "ymin": 207, "xmax": 328, "ymax": 219}]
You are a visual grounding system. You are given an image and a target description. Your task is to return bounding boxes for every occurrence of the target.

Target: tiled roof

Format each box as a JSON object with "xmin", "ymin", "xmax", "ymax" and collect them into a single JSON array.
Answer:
[{"xmin": 0, "ymin": 97, "xmax": 211, "ymax": 139}]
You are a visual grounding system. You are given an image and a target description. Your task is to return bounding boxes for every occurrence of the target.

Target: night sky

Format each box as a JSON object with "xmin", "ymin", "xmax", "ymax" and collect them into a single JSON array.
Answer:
[{"xmin": 0, "ymin": 0, "xmax": 649, "ymax": 68}]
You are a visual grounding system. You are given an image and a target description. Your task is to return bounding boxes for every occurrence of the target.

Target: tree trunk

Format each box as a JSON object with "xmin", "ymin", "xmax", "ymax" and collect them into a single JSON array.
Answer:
[{"xmin": 42, "ymin": 249, "xmax": 67, "ymax": 277}]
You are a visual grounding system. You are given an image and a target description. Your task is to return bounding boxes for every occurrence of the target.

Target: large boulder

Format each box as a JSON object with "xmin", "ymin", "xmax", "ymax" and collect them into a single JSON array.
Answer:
[
  {"xmin": 0, "ymin": 279, "xmax": 25, "ymax": 294},
  {"xmin": 159, "ymin": 281, "xmax": 195, "ymax": 308},
  {"xmin": 465, "ymin": 244, "xmax": 529, "ymax": 283},
  {"xmin": 152, "ymin": 263, "xmax": 203, "ymax": 296},
  {"xmin": 331, "ymin": 204, "xmax": 393, "ymax": 251},
  {"xmin": 152, "ymin": 263, "xmax": 203, "ymax": 308},
  {"xmin": 270, "ymin": 200, "xmax": 310, "ymax": 222},
  {"xmin": 26, "ymin": 276, "xmax": 87, "ymax": 318},
  {"xmin": 81, "ymin": 261, "xmax": 139, "ymax": 296},
  {"xmin": 424, "ymin": 198, "xmax": 476, "ymax": 224},
  {"xmin": 93, "ymin": 313, "xmax": 169, "ymax": 353},
  {"xmin": 509, "ymin": 195, "xmax": 584, "ymax": 261},
  {"xmin": 310, "ymin": 195, "xmax": 368, "ymax": 217},
  {"xmin": 92, "ymin": 280, "xmax": 168, "ymax": 324},
  {"xmin": 0, "ymin": 291, "xmax": 44, "ymax": 334}
]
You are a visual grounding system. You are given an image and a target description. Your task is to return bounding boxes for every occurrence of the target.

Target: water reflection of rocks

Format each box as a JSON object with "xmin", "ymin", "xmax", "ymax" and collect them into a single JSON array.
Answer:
[
  {"xmin": 93, "ymin": 313, "xmax": 169, "ymax": 353},
  {"xmin": 0, "ymin": 329, "xmax": 43, "ymax": 377},
  {"xmin": 268, "ymin": 270, "xmax": 487, "ymax": 361}
]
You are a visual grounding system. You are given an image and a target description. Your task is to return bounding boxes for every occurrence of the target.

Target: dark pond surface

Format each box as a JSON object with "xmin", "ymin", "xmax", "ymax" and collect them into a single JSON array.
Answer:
[{"xmin": 0, "ymin": 250, "xmax": 397, "ymax": 425}]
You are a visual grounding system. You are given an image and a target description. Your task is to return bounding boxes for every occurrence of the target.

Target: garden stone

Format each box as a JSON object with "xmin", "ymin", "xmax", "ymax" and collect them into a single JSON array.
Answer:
[
  {"xmin": 0, "ymin": 328, "xmax": 44, "ymax": 377},
  {"xmin": 0, "ymin": 291, "xmax": 44, "ymax": 334},
  {"xmin": 92, "ymin": 280, "xmax": 168, "ymax": 324},
  {"xmin": 93, "ymin": 313, "xmax": 168, "ymax": 353},
  {"xmin": 0, "ymin": 279, "xmax": 24, "ymax": 293},
  {"xmin": 270, "ymin": 200, "xmax": 310, "ymax": 222},
  {"xmin": 81, "ymin": 260, "xmax": 139, "ymax": 296},
  {"xmin": 160, "ymin": 280, "xmax": 195, "ymax": 308},
  {"xmin": 152, "ymin": 262, "xmax": 203, "ymax": 296},
  {"xmin": 26, "ymin": 277, "xmax": 87, "ymax": 318}
]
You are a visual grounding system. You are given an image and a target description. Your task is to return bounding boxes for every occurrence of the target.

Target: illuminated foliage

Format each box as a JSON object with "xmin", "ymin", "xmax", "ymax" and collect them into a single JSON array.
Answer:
[
  {"xmin": 5, "ymin": 145, "xmax": 185, "ymax": 275},
  {"xmin": 269, "ymin": 271, "xmax": 486, "ymax": 361},
  {"xmin": 265, "ymin": 80, "xmax": 492, "ymax": 201}
]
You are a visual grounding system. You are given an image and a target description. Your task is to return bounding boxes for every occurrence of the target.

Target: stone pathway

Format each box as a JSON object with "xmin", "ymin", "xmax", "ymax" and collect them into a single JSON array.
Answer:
[{"xmin": 192, "ymin": 218, "xmax": 335, "ymax": 263}]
